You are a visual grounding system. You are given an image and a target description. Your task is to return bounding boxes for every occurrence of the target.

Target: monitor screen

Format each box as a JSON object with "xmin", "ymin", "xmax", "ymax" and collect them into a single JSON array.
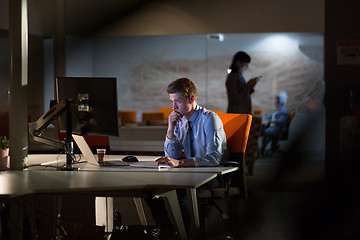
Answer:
[{"xmin": 56, "ymin": 77, "xmax": 119, "ymax": 137}]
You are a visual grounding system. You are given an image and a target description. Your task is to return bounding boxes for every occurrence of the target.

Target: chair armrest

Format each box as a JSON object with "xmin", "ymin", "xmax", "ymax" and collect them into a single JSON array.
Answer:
[
  {"xmin": 226, "ymin": 152, "xmax": 247, "ymax": 198},
  {"xmin": 219, "ymin": 161, "xmax": 239, "ymax": 197},
  {"xmin": 221, "ymin": 161, "xmax": 239, "ymax": 167}
]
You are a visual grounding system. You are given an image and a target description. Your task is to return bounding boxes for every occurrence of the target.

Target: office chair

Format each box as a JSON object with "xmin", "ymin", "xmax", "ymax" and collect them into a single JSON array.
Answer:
[
  {"xmin": 158, "ymin": 107, "xmax": 173, "ymax": 120},
  {"xmin": 141, "ymin": 111, "xmax": 166, "ymax": 126},
  {"xmin": 197, "ymin": 113, "xmax": 252, "ymax": 239},
  {"xmin": 266, "ymin": 111, "xmax": 295, "ymax": 156},
  {"xmin": 245, "ymin": 115, "xmax": 263, "ymax": 176},
  {"xmin": 118, "ymin": 110, "xmax": 137, "ymax": 125}
]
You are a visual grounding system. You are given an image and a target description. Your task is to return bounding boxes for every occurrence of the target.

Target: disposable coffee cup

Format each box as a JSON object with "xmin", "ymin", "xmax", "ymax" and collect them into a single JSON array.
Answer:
[{"xmin": 97, "ymin": 149, "xmax": 106, "ymax": 161}]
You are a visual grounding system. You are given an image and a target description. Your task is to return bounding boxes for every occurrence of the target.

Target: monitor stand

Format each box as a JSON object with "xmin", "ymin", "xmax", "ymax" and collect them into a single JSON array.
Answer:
[{"xmin": 60, "ymin": 102, "xmax": 78, "ymax": 171}]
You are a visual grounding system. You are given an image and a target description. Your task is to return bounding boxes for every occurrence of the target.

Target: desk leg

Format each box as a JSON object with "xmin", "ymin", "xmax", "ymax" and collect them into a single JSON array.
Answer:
[
  {"xmin": 95, "ymin": 197, "xmax": 113, "ymax": 232},
  {"xmin": 187, "ymin": 188, "xmax": 200, "ymax": 237},
  {"xmin": 133, "ymin": 197, "xmax": 148, "ymax": 225},
  {"xmin": 56, "ymin": 196, "xmax": 62, "ymax": 232},
  {"xmin": 158, "ymin": 190, "xmax": 188, "ymax": 240},
  {"xmin": 97, "ymin": 197, "xmax": 148, "ymax": 228}
]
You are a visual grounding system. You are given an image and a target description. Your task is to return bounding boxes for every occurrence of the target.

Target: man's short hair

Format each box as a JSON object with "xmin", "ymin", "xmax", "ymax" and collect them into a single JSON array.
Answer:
[
  {"xmin": 167, "ymin": 78, "xmax": 198, "ymax": 99},
  {"xmin": 278, "ymin": 91, "xmax": 287, "ymax": 104}
]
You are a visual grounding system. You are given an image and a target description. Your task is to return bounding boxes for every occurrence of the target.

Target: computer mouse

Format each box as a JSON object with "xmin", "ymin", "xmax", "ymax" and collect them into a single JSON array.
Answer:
[{"xmin": 122, "ymin": 155, "xmax": 139, "ymax": 162}]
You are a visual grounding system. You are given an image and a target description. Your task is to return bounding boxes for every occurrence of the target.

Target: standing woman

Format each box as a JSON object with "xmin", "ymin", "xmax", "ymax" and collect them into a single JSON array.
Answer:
[
  {"xmin": 226, "ymin": 51, "xmax": 262, "ymax": 175},
  {"xmin": 226, "ymin": 51, "xmax": 260, "ymax": 114}
]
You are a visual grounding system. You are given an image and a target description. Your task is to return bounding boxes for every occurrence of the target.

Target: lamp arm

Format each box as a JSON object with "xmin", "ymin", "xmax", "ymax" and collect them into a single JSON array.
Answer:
[
  {"xmin": 29, "ymin": 135, "xmax": 64, "ymax": 149},
  {"xmin": 28, "ymin": 99, "xmax": 70, "ymax": 149}
]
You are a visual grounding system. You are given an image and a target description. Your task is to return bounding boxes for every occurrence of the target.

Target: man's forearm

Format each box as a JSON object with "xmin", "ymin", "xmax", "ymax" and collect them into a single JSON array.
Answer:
[
  {"xmin": 167, "ymin": 127, "xmax": 175, "ymax": 139},
  {"xmin": 178, "ymin": 158, "xmax": 195, "ymax": 167}
]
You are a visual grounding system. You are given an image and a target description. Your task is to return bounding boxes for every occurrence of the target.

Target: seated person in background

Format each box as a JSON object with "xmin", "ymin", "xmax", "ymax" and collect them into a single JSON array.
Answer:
[
  {"xmin": 147, "ymin": 77, "xmax": 227, "ymax": 238},
  {"xmin": 260, "ymin": 92, "xmax": 290, "ymax": 155}
]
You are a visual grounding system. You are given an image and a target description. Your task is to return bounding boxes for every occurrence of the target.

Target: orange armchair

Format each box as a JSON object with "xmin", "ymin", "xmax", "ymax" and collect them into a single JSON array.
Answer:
[
  {"xmin": 118, "ymin": 110, "xmax": 137, "ymax": 125},
  {"xmin": 158, "ymin": 107, "xmax": 173, "ymax": 120},
  {"xmin": 212, "ymin": 113, "xmax": 252, "ymax": 197},
  {"xmin": 198, "ymin": 113, "xmax": 252, "ymax": 238},
  {"xmin": 141, "ymin": 112, "xmax": 167, "ymax": 126}
]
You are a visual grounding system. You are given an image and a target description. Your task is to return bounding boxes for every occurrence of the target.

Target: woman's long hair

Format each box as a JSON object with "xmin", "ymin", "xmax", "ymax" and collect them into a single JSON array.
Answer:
[{"xmin": 229, "ymin": 51, "xmax": 251, "ymax": 73}]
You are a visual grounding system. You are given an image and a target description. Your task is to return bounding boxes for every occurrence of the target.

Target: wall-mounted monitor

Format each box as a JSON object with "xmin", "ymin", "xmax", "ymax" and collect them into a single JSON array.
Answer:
[{"xmin": 56, "ymin": 77, "xmax": 119, "ymax": 137}]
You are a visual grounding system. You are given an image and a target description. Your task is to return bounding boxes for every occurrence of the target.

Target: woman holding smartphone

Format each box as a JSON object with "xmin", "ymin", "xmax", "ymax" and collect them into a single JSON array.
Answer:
[{"xmin": 225, "ymin": 51, "xmax": 261, "ymax": 114}]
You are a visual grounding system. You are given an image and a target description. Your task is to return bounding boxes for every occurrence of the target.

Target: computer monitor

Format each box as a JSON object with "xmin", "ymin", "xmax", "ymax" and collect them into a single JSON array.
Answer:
[{"xmin": 56, "ymin": 77, "xmax": 119, "ymax": 137}]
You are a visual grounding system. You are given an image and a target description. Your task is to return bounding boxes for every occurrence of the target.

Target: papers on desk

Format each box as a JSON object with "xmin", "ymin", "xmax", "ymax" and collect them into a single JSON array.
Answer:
[{"xmin": 129, "ymin": 161, "xmax": 172, "ymax": 169}]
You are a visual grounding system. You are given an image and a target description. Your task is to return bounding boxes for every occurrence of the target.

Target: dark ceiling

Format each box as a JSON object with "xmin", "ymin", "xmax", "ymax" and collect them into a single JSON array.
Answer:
[
  {"xmin": 1, "ymin": 0, "xmax": 157, "ymax": 36},
  {"xmin": 62, "ymin": 0, "xmax": 153, "ymax": 35}
]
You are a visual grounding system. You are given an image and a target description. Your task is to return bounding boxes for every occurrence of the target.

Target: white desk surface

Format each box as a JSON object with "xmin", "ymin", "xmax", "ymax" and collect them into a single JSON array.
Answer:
[
  {"xmin": 23, "ymin": 153, "xmax": 238, "ymax": 240},
  {"xmin": 27, "ymin": 154, "xmax": 238, "ymax": 175},
  {"xmin": 0, "ymin": 169, "xmax": 216, "ymax": 198},
  {"xmin": 0, "ymin": 167, "xmax": 215, "ymax": 240}
]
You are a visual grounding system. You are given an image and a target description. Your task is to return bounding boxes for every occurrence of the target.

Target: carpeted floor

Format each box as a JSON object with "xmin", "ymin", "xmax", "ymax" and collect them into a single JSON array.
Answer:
[{"xmin": 205, "ymin": 152, "xmax": 327, "ymax": 240}]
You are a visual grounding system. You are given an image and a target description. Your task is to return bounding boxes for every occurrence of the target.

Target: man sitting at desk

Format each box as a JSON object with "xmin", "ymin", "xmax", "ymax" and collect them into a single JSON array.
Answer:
[
  {"xmin": 156, "ymin": 77, "xmax": 227, "ymax": 167},
  {"xmin": 148, "ymin": 77, "xmax": 227, "ymax": 238}
]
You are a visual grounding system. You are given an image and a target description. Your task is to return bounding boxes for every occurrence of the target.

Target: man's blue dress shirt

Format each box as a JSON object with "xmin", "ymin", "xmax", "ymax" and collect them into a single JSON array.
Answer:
[{"xmin": 164, "ymin": 105, "xmax": 227, "ymax": 167}]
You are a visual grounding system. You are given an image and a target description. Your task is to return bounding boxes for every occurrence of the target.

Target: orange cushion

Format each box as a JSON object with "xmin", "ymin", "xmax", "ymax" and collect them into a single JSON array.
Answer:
[
  {"xmin": 158, "ymin": 107, "xmax": 173, "ymax": 120},
  {"xmin": 218, "ymin": 113, "xmax": 252, "ymax": 153},
  {"xmin": 118, "ymin": 110, "xmax": 137, "ymax": 124}
]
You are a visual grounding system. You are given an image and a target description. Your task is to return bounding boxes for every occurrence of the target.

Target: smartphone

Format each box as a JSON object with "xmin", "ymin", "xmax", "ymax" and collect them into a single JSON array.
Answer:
[{"xmin": 255, "ymin": 75, "xmax": 262, "ymax": 81}]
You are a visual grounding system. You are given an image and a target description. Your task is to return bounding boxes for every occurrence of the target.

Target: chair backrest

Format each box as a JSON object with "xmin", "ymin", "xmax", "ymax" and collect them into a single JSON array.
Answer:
[
  {"xmin": 288, "ymin": 111, "xmax": 295, "ymax": 124},
  {"xmin": 118, "ymin": 110, "xmax": 137, "ymax": 125},
  {"xmin": 141, "ymin": 112, "xmax": 166, "ymax": 126},
  {"xmin": 210, "ymin": 109, "xmax": 223, "ymax": 115},
  {"xmin": 217, "ymin": 113, "xmax": 252, "ymax": 197},
  {"xmin": 280, "ymin": 111, "xmax": 295, "ymax": 140},
  {"xmin": 217, "ymin": 113, "xmax": 252, "ymax": 154},
  {"xmin": 253, "ymin": 108, "xmax": 262, "ymax": 117},
  {"xmin": 158, "ymin": 107, "xmax": 173, "ymax": 120}
]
